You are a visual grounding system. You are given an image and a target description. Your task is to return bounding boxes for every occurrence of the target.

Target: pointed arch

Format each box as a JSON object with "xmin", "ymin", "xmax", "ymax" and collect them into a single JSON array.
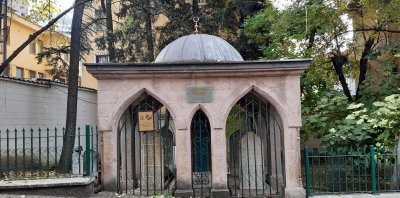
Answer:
[
  {"xmin": 187, "ymin": 104, "xmax": 213, "ymax": 131},
  {"xmin": 190, "ymin": 109, "xmax": 212, "ymax": 196},
  {"xmin": 113, "ymin": 88, "xmax": 176, "ymax": 130},
  {"xmin": 225, "ymin": 88, "xmax": 285, "ymax": 197},
  {"xmin": 222, "ymin": 85, "xmax": 288, "ymax": 131},
  {"xmin": 115, "ymin": 89, "xmax": 176, "ymax": 195}
]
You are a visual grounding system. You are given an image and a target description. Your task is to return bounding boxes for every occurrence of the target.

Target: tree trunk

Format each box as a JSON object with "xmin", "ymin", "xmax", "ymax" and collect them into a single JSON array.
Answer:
[
  {"xmin": 355, "ymin": 38, "xmax": 374, "ymax": 100},
  {"xmin": 101, "ymin": 0, "xmax": 115, "ymax": 62},
  {"xmin": 57, "ymin": 0, "xmax": 85, "ymax": 173},
  {"xmin": 0, "ymin": 0, "xmax": 89, "ymax": 74},
  {"xmin": 331, "ymin": 54, "xmax": 353, "ymax": 102},
  {"xmin": 143, "ymin": 0, "xmax": 154, "ymax": 62}
]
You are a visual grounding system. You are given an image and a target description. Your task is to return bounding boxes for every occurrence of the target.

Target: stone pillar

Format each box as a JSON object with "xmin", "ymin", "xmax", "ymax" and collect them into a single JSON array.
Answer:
[
  {"xmin": 102, "ymin": 130, "xmax": 118, "ymax": 191},
  {"xmin": 284, "ymin": 127, "xmax": 305, "ymax": 198},
  {"xmin": 174, "ymin": 128, "xmax": 193, "ymax": 197},
  {"xmin": 210, "ymin": 128, "xmax": 230, "ymax": 198}
]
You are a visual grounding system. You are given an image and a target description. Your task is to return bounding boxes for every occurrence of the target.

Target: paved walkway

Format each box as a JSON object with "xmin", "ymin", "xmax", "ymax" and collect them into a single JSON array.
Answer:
[
  {"xmin": 311, "ymin": 193, "xmax": 400, "ymax": 198},
  {"xmin": 0, "ymin": 192, "xmax": 171, "ymax": 198}
]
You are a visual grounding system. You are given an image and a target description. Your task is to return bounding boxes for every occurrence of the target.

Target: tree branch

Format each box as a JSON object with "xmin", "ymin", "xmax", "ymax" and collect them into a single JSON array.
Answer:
[{"xmin": 0, "ymin": 0, "xmax": 92, "ymax": 74}]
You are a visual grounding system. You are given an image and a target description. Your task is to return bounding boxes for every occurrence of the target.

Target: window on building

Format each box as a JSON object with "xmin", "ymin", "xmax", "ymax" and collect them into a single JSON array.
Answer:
[
  {"xmin": 38, "ymin": 72, "xmax": 44, "ymax": 78},
  {"xmin": 29, "ymin": 41, "xmax": 36, "ymax": 54},
  {"xmin": 38, "ymin": 40, "xmax": 43, "ymax": 54},
  {"xmin": 95, "ymin": 55, "xmax": 109, "ymax": 63},
  {"xmin": 29, "ymin": 70, "xmax": 36, "ymax": 79},
  {"xmin": 16, "ymin": 67, "xmax": 24, "ymax": 79}
]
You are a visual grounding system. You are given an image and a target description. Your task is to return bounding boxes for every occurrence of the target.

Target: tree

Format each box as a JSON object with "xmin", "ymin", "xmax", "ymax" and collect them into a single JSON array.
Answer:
[
  {"xmin": 27, "ymin": 0, "xmax": 60, "ymax": 24},
  {"xmin": 58, "ymin": 0, "xmax": 86, "ymax": 172},
  {"xmin": 36, "ymin": 46, "xmax": 70, "ymax": 80},
  {"xmin": 243, "ymin": 0, "xmax": 400, "ymax": 145}
]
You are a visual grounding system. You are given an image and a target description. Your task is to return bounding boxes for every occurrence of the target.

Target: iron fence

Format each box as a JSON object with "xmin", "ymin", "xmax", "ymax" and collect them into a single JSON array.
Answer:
[
  {"xmin": 305, "ymin": 145, "xmax": 400, "ymax": 196},
  {"xmin": 0, "ymin": 125, "xmax": 99, "ymax": 180}
]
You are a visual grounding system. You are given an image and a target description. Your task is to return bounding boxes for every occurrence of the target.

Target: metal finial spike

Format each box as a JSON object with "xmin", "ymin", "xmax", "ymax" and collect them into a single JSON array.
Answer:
[{"xmin": 193, "ymin": 17, "xmax": 200, "ymax": 34}]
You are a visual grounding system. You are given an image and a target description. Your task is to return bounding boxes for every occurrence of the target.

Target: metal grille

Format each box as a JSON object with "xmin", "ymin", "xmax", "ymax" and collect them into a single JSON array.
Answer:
[
  {"xmin": 226, "ymin": 91, "xmax": 285, "ymax": 197},
  {"xmin": 191, "ymin": 111, "xmax": 212, "ymax": 197},
  {"xmin": 117, "ymin": 93, "xmax": 176, "ymax": 196}
]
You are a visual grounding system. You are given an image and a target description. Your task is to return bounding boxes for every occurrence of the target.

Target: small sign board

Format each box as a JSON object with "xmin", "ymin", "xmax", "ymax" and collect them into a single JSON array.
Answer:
[
  {"xmin": 138, "ymin": 111, "xmax": 154, "ymax": 132},
  {"xmin": 186, "ymin": 85, "xmax": 214, "ymax": 103}
]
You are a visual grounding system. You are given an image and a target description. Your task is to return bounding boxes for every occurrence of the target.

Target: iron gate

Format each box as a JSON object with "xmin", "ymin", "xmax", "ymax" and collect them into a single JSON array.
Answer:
[
  {"xmin": 117, "ymin": 93, "xmax": 176, "ymax": 196},
  {"xmin": 226, "ymin": 91, "xmax": 285, "ymax": 197},
  {"xmin": 191, "ymin": 110, "xmax": 212, "ymax": 197}
]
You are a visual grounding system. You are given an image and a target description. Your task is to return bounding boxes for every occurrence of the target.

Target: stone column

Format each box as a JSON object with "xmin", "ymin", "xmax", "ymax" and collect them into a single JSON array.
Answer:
[
  {"xmin": 174, "ymin": 127, "xmax": 193, "ymax": 197},
  {"xmin": 210, "ymin": 128, "xmax": 230, "ymax": 198},
  {"xmin": 102, "ymin": 130, "xmax": 118, "ymax": 191},
  {"xmin": 284, "ymin": 127, "xmax": 305, "ymax": 198}
]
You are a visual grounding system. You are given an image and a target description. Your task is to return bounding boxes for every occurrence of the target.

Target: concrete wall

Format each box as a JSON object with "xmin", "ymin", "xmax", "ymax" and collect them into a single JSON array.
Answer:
[{"xmin": 0, "ymin": 77, "xmax": 97, "ymax": 130}]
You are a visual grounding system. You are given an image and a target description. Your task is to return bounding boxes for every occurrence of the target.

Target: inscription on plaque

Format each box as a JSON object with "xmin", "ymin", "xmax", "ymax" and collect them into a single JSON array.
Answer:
[
  {"xmin": 138, "ymin": 111, "xmax": 154, "ymax": 131},
  {"xmin": 186, "ymin": 85, "xmax": 214, "ymax": 103}
]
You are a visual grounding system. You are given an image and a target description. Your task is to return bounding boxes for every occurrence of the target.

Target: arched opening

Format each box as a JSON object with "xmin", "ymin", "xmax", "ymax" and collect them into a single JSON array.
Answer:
[
  {"xmin": 226, "ymin": 90, "xmax": 285, "ymax": 197},
  {"xmin": 117, "ymin": 92, "xmax": 176, "ymax": 196},
  {"xmin": 191, "ymin": 110, "xmax": 212, "ymax": 197}
]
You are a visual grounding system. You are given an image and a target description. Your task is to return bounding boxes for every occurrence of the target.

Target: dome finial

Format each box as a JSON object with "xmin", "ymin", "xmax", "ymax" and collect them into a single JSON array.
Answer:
[{"xmin": 193, "ymin": 17, "xmax": 200, "ymax": 34}]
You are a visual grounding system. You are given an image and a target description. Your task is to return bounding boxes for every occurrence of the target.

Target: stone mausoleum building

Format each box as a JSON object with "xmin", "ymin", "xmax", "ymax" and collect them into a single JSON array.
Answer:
[{"xmin": 86, "ymin": 33, "xmax": 310, "ymax": 198}]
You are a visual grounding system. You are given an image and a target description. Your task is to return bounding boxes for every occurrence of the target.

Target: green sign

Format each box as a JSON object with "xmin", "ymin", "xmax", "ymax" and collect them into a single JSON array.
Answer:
[{"xmin": 186, "ymin": 85, "xmax": 214, "ymax": 103}]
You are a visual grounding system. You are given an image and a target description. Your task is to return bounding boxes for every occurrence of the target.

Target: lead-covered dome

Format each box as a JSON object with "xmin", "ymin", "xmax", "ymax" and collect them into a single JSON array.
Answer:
[{"xmin": 154, "ymin": 34, "xmax": 244, "ymax": 63}]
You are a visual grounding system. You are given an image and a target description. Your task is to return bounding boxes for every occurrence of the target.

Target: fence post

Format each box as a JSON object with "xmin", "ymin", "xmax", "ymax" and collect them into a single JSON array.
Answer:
[
  {"xmin": 85, "ymin": 125, "xmax": 91, "ymax": 176},
  {"xmin": 305, "ymin": 147, "xmax": 310, "ymax": 196},
  {"xmin": 370, "ymin": 145, "xmax": 376, "ymax": 193}
]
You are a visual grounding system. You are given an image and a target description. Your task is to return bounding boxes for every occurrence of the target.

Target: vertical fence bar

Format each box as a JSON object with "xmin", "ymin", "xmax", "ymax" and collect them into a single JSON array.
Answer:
[
  {"xmin": 62, "ymin": 127, "xmax": 65, "ymax": 175},
  {"xmin": 131, "ymin": 111, "xmax": 136, "ymax": 195},
  {"xmin": 96, "ymin": 126, "xmax": 99, "ymax": 176},
  {"xmin": 159, "ymin": 110, "xmax": 163, "ymax": 194},
  {"xmin": 318, "ymin": 148, "xmax": 321, "ymax": 193},
  {"xmin": 325, "ymin": 148, "xmax": 328, "ymax": 192},
  {"xmin": 30, "ymin": 128, "xmax": 33, "ymax": 177},
  {"xmin": 396, "ymin": 145, "xmax": 399, "ymax": 190},
  {"xmin": 258, "ymin": 98, "xmax": 265, "ymax": 195},
  {"xmin": 344, "ymin": 147, "xmax": 347, "ymax": 192},
  {"xmin": 351, "ymin": 147, "xmax": 354, "ymax": 191},
  {"xmin": 14, "ymin": 129, "xmax": 18, "ymax": 179},
  {"xmin": 78, "ymin": 127, "xmax": 81, "ymax": 175},
  {"xmin": 38, "ymin": 128, "xmax": 42, "ymax": 177},
  {"xmin": 383, "ymin": 146, "xmax": 387, "ymax": 191},
  {"xmin": 0, "ymin": 130, "xmax": 2, "ymax": 179},
  {"xmin": 46, "ymin": 128, "xmax": 50, "ymax": 177},
  {"xmin": 370, "ymin": 145, "xmax": 376, "ymax": 193},
  {"xmin": 124, "ymin": 114, "xmax": 128, "ymax": 194},
  {"xmin": 305, "ymin": 147, "xmax": 310, "ymax": 196},
  {"xmin": 338, "ymin": 148, "xmax": 341, "ymax": 192},
  {"xmin": 331, "ymin": 148, "xmax": 334, "ymax": 192},
  {"xmin": 311, "ymin": 149, "xmax": 314, "ymax": 193},
  {"xmin": 363, "ymin": 147, "xmax": 367, "ymax": 191},
  {"xmin": 54, "ymin": 127, "xmax": 58, "ymax": 177},
  {"xmin": 22, "ymin": 128, "xmax": 26, "ymax": 178},
  {"xmin": 357, "ymin": 147, "xmax": 361, "ymax": 191},
  {"xmin": 91, "ymin": 126, "xmax": 94, "ymax": 175},
  {"xmin": 85, "ymin": 125, "xmax": 91, "ymax": 176},
  {"xmin": 6, "ymin": 129, "xmax": 9, "ymax": 179}
]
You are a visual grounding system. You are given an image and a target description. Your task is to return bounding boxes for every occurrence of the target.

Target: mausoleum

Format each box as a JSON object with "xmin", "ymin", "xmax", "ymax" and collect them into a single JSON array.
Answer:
[{"xmin": 86, "ymin": 33, "xmax": 310, "ymax": 198}]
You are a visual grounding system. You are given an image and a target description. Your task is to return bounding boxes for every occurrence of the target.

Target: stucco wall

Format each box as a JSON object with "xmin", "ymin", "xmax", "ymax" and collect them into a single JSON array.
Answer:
[{"xmin": 0, "ymin": 77, "xmax": 97, "ymax": 130}]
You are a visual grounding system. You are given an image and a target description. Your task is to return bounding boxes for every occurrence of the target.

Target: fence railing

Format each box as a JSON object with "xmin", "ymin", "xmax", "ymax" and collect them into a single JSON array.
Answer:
[
  {"xmin": 0, "ymin": 125, "xmax": 99, "ymax": 180},
  {"xmin": 305, "ymin": 145, "xmax": 400, "ymax": 196}
]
